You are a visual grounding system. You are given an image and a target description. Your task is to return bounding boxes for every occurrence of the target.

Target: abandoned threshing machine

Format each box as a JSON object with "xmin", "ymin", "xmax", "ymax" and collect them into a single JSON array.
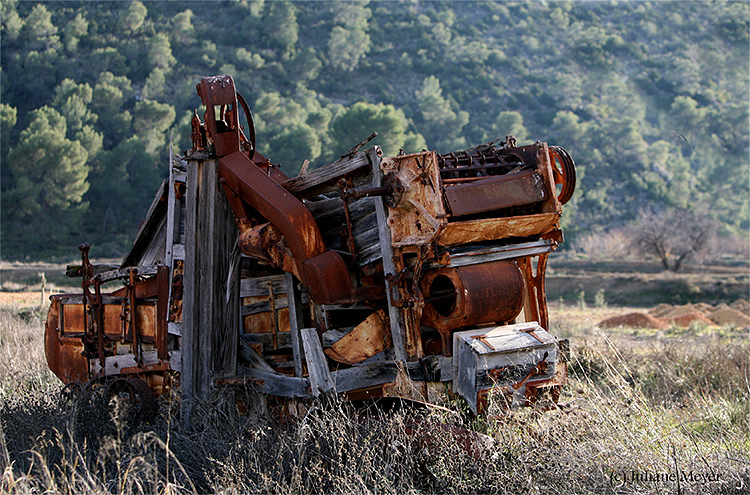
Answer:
[{"xmin": 45, "ymin": 75, "xmax": 577, "ymax": 420}]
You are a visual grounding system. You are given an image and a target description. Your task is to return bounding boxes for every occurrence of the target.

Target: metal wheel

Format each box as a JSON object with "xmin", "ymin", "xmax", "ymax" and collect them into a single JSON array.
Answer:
[
  {"xmin": 59, "ymin": 382, "xmax": 83, "ymax": 405},
  {"xmin": 106, "ymin": 377, "xmax": 158, "ymax": 423},
  {"xmin": 236, "ymin": 92, "xmax": 256, "ymax": 154},
  {"xmin": 548, "ymin": 146, "xmax": 576, "ymax": 205}
]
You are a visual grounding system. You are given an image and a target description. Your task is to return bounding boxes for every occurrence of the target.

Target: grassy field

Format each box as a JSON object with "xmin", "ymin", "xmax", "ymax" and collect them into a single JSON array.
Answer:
[{"xmin": 0, "ymin": 260, "xmax": 748, "ymax": 494}]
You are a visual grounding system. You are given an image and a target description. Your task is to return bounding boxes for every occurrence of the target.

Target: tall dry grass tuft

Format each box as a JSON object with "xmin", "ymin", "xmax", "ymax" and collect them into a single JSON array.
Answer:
[
  {"xmin": 0, "ymin": 306, "xmax": 748, "ymax": 494},
  {"xmin": 0, "ymin": 306, "xmax": 58, "ymax": 400}
]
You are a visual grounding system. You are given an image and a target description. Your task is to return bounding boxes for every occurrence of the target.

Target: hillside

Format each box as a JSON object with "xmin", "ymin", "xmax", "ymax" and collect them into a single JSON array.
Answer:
[{"xmin": 1, "ymin": 0, "xmax": 748, "ymax": 259}]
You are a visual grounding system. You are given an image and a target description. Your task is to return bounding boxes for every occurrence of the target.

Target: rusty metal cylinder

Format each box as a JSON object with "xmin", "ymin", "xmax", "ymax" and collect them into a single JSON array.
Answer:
[{"xmin": 420, "ymin": 260, "xmax": 524, "ymax": 332}]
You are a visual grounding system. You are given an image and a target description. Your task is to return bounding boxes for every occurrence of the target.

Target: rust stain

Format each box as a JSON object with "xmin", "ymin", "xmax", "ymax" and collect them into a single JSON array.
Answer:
[{"xmin": 438, "ymin": 212, "xmax": 560, "ymax": 246}]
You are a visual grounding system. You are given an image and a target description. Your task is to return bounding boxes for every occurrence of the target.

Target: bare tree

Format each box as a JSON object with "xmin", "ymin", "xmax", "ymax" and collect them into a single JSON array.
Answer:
[{"xmin": 630, "ymin": 208, "xmax": 715, "ymax": 271}]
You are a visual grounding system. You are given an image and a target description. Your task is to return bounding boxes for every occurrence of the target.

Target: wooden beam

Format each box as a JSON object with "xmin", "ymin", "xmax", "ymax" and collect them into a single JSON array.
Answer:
[
  {"xmin": 241, "ymin": 332, "xmax": 292, "ymax": 348},
  {"xmin": 181, "ymin": 158, "xmax": 239, "ymax": 428},
  {"xmin": 217, "ymin": 358, "xmax": 438, "ymax": 398},
  {"xmin": 300, "ymin": 327, "xmax": 333, "ymax": 396},
  {"xmin": 447, "ymin": 239, "xmax": 554, "ymax": 268},
  {"xmin": 225, "ymin": 366, "xmax": 311, "ymax": 398},
  {"xmin": 66, "ymin": 264, "xmax": 119, "ymax": 278},
  {"xmin": 370, "ymin": 146, "xmax": 407, "ymax": 362},
  {"xmin": 122, "ymin": 179, "xmax": 168, "ymax": 267},
  {"xmin": 95, "ymin": 265, "xmax": 159, "ymax": 283},
  {"xmin": 285, "ymin": 272, "xmax": 305, "ymax": 377},
  {"xmin": 239, "ymin": 339, "xmax": 275, "ymax": 372},
  {"xmin": 282, "ymin": 151, "xmax": 370, "ymax": 195},
  {"xmin": 240, "ymin": 275, "xmax": 287, "ymax": 297}
]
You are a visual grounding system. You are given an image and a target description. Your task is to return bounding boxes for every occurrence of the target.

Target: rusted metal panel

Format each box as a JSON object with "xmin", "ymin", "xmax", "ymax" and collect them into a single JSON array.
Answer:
[
  {"xmin": 61, "ymin": 302, "xmax": 157, "ymax": 340},
  {"xmin": 242, "ymin": 295, "xmax": 276, "ymax": 330},
  {"xmin": 443, "ymin": 169, "xmax": 547, "ymax": 217},
  {"xmin": 380, "ymin": 151, "xmax": 447, "ymax": 246},
  {"xmin": 325, "ymin": 310, "xmax": 391, "ymax": 365},
  {"xmin": 45, "ymin": 299, "xmax": 89, "ymax": 384},
  {"xmin": 437, "ymin": 211, "xmax": 560, "ymax": 246}
]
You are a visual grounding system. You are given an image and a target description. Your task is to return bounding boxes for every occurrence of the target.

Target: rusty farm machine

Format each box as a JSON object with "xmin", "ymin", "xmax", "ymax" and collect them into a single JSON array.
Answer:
[{"xmin": 45, "ymin": 75, "xmax": 577, "ymax": 422}]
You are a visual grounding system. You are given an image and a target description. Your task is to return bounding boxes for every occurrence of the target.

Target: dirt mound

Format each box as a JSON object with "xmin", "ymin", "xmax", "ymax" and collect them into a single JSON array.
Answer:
[
  {"xmin": 649, "ymin": 303, "xmax": 673, "ymax": 317},
  {"xmin": 667, "ymin": 311, "xmax": 715, "ymax": 328},
  {"xmin": 692, "ymin": 302, "xmax": 715, "ymax": 314},
  {"xmin": 598, "ymin": 312, "xmax": 669, "ymax": 330},
  {"xmin": 663, "ymin": 304, "xmax": 697, "ymax": 319},
  {"xmin": 707, "ymin": 307, "xmax": 750, "ymax": 327},
  {"xmin": 730, "ymin": 299, "xmax": 750, "ymax": 316}
]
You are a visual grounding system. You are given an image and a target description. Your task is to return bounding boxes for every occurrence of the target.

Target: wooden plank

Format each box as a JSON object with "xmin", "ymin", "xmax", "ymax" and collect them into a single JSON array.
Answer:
[
  {"xmin": 172, "ymin": 243, "xmax": 185, "ymax": 261},
  {"xmin": 241, "ymin": 332, "xmax": 292, "ymax": 348},
  {"xmin": 239, "ymin": 292, "xmax": 308, "ymax": 316},
  {"xmin": 285, "ymin": 272, "xmax": 304, "ymax": 377},
  {"xmin": 240, "ymin": 275, "xmax": 287, "ymax": 297},
  {"xmin": 226, "ymin": 366, "xmax": 311, "ymax": 398},
  {"xmin": 370, "ymin": 147, "xmax": 407, "ymax": 362},
  {"xmin": 307, "ymin": 195, "xmax": 376, "ymax": 225},
  {"xmin": 356, "ymin": 240, "xmax": 382, "ymax": 266},
  {"xmin": 156, "ymin": 265, "xmax": 169, "ymax": 360},
  {"xmin": 165, "ymin": 161, "xmax": 178, "ymax": 267},
  {"xmin": 353, "ymin": 225, "xmax": 381, "ymax": 264},
  {"xmin": 181, "ymin": 158, "xmax": 239, "ymax": 427},
  {"xmin": 325, "ymin": 310, "xmax": 389, "ymax": 365},
  {"xmin": 283, "ymin": 151, "xmax": 370, "ymax": 194},
  {"xmin": 57, "ymin": 295, "xmax": 128, "ymax": 305},
  {"xmin": 122, "ymin": 179, "xmax": 168, "ymax": 268},
  {"xmin": 89, "ymin": 350, "xmax": 182, "ymax": 375},
  {"xmin": 212, "ymin": 164, "xmax": 239, "ymax": 381},
  {"xmin": 66, "ymin": 264, "xmax": 120, "ymax": 278},
  {"xmin": 300, "ymin": 327, "xmax": 333, "ymax": 396},
  {"xmin": 219, "ymin": 359, "xmax": 440, "ymax": 399},
  {"xmin": 447, "ymin": 239, "xmax": 554, "ymax": 267},
  {"xmin": 331, "ymin": 360, "xmax": 431, "ymax": 392},
  {"xmin": 168, "ymin": 321, "xmax": 182, "ymax": 336},
  {"xmin": 322, "ymin": 329, "xmax": 348, "ymax": 347},
  {"xmin": 331, "ymin": 362, "xmax": 399, "ymax": 392},
  {"xmin": 241, "ymin": 300, "xmax": 283, "ymax": 317},
  {"xmin": 239, "ymin": 339, "xmax": 275, "ymax": 372},
  {"xmin": 165, "ymin": 159, "xmax": 181, "ymax": 309},
  {"xmin": 181, "ymin": 158, "xmax": 200, "ymax": 425},
  {"xmin": 92, "ymin": 265, "xmax": 159, "ymax": 283}
]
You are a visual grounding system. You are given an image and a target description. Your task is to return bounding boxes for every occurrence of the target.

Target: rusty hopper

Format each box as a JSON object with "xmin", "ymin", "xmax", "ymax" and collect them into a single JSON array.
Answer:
[{"xmin": 45, "ymin": 75, "xmax": 577, "ymax": 420}]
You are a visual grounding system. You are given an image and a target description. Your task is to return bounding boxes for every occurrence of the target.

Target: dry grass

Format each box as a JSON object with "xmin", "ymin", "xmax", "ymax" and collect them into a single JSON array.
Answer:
[{"xmin": 1, "ymin": 303, "xmax": 748, "ymax": 494}]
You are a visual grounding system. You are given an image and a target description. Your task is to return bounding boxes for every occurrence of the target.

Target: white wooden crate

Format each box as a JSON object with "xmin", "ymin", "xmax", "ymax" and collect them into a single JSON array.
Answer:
[{"xmin": 453, "ymin": 322, "xmax": 559, "ymax": 413}]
